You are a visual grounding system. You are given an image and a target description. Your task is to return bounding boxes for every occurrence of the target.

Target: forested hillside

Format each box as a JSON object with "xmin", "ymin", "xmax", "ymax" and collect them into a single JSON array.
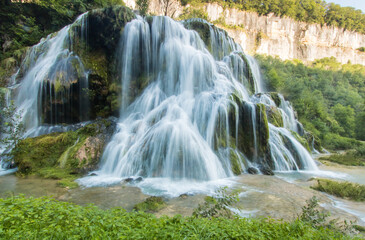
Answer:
[
  {"xmin": 257, "ymin": 55, "xmax": 365, "ymax": 150},
  {"xmin": 181, "ymin": 0, "xmax": 365, "ymax": 34}
]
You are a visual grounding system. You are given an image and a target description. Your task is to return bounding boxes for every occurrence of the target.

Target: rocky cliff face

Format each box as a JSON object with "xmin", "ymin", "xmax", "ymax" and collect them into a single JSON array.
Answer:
[{"xmin": 126, "ymin": 0, "xmax": 365, "ymax": 65}]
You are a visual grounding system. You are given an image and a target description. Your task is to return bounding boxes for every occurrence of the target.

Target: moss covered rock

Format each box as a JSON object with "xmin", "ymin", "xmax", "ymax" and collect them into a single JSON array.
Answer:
[
  {"xmin": 269, "ymin": 92, "xmax": 282, "ymax": 107},
  {"xmin": 229, "ymin": 148, "xmax": 244, "ymax": 175},
  {"xmin": 183, "ymin": 20, "xmax": 211, "ymax": 49},
  {"xmin": 266, "ymin": 106, "xmax": 284, "ymax": 128},
  {"xmin": 12, "ymin": 118, "xmax": 115, "ymax": 186},
  {"xmin": 304, "ymin": 131, "xmax": 324, "ymax": 153},
  {"xmin": 291, "ymin": 130, "xmax": 311, "ymax": 152},
  {"xmin": 227, "ymin": 95, "xmax": 272, "ymax": 170},
  {"xmin": 134, "ymin": 196, "xmax": 166, "ymax": 213},
  {"xmin": 38, "ymin": 6, "xmax": 136, "ymax": 124}
]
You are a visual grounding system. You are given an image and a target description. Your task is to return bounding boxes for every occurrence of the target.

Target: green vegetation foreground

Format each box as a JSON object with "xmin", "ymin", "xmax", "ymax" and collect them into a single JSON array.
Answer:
[{"xmin": 0, "ymin": 195, "xmax": 358, "ymax": 239}]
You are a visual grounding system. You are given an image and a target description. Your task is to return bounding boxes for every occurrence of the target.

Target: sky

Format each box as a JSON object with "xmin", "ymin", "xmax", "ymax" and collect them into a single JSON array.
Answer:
[{"xmin": 326, "ymin": 0, "xmax": 365, "ymax": 13}]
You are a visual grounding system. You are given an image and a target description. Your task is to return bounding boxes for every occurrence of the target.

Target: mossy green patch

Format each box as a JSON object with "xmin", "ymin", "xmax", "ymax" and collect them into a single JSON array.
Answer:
[
  {"xmin": 12, "ymin": 119, "xmax": 112, "ymax": 186},
  {"xmin": 319, "ymin": 148, "xmax": 365, "ymax": 166},
  {"xmin": 269, "ymin": 92, "xmax": 282, "ymax": 106},
  {"xmin": 291, "ymin": 130, "xmax": 311, "ymax": 152},
  {"xmin": 256, "ymin": 103, "xmax": 270, "ymax": 156},
  {"xmin": 311, "ymin": 179, "xmax": 365, "ymax": 201},
  {"xmin": 134, "ymin": 196, "xmax": 166, "ymax": 213},
  {"xmin": 266, "ymin": 106, "xmax": 284, "ymax": 128},
  {"xmin": 229, "ymin": 149, "xmax": 244, "ymax": 175},
  {"xmin": 56, "ymin": 178, "xmax": 79, "ymax": 189}
]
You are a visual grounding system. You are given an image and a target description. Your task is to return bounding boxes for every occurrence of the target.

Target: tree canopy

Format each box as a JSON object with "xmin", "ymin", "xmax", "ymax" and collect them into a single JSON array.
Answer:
[{"xmin": 257, "ymin": 55, "xmax": 365, "ymax": 149}]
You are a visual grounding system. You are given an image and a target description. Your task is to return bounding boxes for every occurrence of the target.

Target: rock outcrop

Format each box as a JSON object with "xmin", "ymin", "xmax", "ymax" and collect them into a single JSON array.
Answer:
[{"xmin": 125, "ymin": 0, "xmax": 365, "ymax": 65}]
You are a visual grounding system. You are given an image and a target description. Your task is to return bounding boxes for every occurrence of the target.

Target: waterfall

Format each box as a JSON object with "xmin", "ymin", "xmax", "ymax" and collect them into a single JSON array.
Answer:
[
  {"xmin": 8, "ymin": 12, "xmax": 319, "ymax": 187},
  {"xmin": 245, "ymin": 55, "xmax": 265, "ymax": 93},
  {"xmin": 11, "ymin": 13, "xmax": 90, "ymax": 136},
  {"xmin": 278, "ymin": 95, "xmax": 299, "ymax": 133},
  {"xmin": 88, "ymin": 16, "xmax": 318, "ymax": 184}
]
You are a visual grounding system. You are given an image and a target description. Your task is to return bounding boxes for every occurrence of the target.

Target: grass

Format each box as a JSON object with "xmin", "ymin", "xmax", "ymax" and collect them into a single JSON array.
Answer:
[
  {"xmin": 37, "ymin": 167, "xmax": 79, "ymax": 189},
  {"xmin": 133, "ymin": 196, "xmax": 166, "ymax": 213},
  {"xmin": 311, "ymin": 179, "xmax": 365, "ymax": 201},
  {"xmin": 0, "ymin": 195, "xmax": 359, "ymax": 239},
  {"xmin": 319, "ymin": 149, "xmax": 365, "ymax": 166}
]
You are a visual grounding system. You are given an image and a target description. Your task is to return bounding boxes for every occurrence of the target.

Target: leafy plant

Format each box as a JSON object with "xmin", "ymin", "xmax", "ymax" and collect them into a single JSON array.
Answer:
[
  {"xmin": 319, "ymin": 147, "xmax": 365, "ymax": 166},
  {"xmin": 136, "ymin": 0, "xmax": 149, "ymax": 16},
  {"xmin": 0, "ymin": 92, "xmax": 24, "ymax": 159},
  {"xmin": 311, "ymin": 179, "xmax": 365, "ymax": 201},
  {"xmin": 299, "ymin": 196, "xmax": 330, "ymax": 228},
  {"xmin": 193, "ymin": 186, "xmax": 239, "ymax": 218}
]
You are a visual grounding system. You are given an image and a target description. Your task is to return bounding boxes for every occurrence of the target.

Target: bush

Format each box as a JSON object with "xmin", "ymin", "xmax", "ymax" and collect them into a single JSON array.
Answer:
[
  {"xmin": 312, "ymin": 179, "xmax": 365, "ymax": 201},
  {"xmin": 319, "ymin": 147, "xmax": 365, "ymax": 166},
  {"xmin": 299, "ymin": 196, "xmax": 330, "ymax": 228},
  {"xmin": 193, "ymin": 187, "xmax": 239, "ymax": 218}
]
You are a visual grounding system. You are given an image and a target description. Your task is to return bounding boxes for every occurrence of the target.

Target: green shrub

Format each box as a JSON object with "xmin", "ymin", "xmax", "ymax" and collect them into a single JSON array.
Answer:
[
  {"xmin": 193, "ymin": 187, "xmax": 239, "ymax": 218},
  {"xmin": 299, "ymin": 196, "xmax": 330, "ymax": 228},
  {"xmin": 312, "ymin": 179, "xmax": 365, "ymax": 201},
  {"xmin": 134, "ymin": 196, "xmax": 166, "ymax": 213},
  {"xmin": 319, "ymin": 148, "xmax": 365, "ymax": 166}
]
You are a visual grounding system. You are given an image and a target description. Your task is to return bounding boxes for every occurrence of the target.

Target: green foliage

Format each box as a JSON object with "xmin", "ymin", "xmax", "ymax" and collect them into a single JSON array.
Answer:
[
  {"xmin": 193, "ymin": 187, "xmax": 239, "ymax": 218},
  {"xmin": 0, "ymin": 90, "xmax": 24, "ymax": 155},
  {"xmin": 0, "ymin": 195, "xmax": 357, "ymax": 239},
  {"xmin": 357, "ymin": 47, "xmax": 365, "ymax": 53},
  {"xmin": 354, "ymin": 225, "xmax": 365, "ymax": 232},
  {"xmin": 181, "ymin": 0, "xmax": 365, "ymax": 34},
  {"xmin": 322, "ymin": 134, "xmax": 362, "ymax": 151},
  {"xmin": 299, "ymin": 196, "xmax": 330, "ymax": 228},
  {"xmin": 312, "ymin": 179, "xmax": 365, "ymax": 202},
  {"xmin": 179, "ymin": 8, "xmax": 210, "ymax": 21},
  {"xmin": 136, "ymin": 0, "xmax": 149, "ymax": 16},
  {"xmin": 256, "ymin": 55, "xmax": 365, "ymax": 149},
  {"xmin": 134, "ymin": 196, "xmax": 166, "ymax": 213},
  {"xmin": 10, "ymin": 120, "xmax": 109, "ymax": 186},
  {"xmin": 319, "ymin": 147, "xmax": 365, "ymax": 166}
]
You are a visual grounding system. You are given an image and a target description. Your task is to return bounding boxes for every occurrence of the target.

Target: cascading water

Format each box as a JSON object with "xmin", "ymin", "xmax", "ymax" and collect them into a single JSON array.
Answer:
[
  {"xmin": 12, "ymin": 13, "xmax": 90, "ymax": 136},
  {"xmin": 6, "ymin": 11, "xmax": 319, "ymax": 193},
  {"xmin": 0, "ymin": 13, "xmax": 90, "ymax": 175},
  {"xmin": 78, "ymin": 16, "xmax": 318, "ymax": 193}
]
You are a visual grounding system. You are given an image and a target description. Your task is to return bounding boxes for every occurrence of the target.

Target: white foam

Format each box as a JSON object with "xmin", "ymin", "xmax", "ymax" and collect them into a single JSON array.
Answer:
[
  {"xmin": 78, "ymin": 174, "xmax": 237, "ymax": 198},
  {"xmin": 0, "ymin": 168, "xmax": 17, "ymax": 176}
]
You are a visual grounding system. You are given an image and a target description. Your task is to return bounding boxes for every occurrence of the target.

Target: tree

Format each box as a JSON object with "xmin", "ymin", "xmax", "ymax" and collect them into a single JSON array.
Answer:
[
  {"xmin": 159, "ymin": 0, "xmax": 177, "ymax": 17},
  {"xmin": 0, "ymin": 91, "xmax": 24, "ymax": 157},
  {"xmin": 136, "ymin": 0, "xmax": 149, "ymax": 16},
  {"xmin": 333, "ymin": 103, "xmax": 355, "ymax": 138}
]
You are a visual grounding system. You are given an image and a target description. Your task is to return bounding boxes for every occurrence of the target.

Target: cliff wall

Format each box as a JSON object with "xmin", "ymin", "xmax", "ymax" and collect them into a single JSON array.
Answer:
[{"xmin": 125, "ymin": 0, "xmax": 365, "ymax": 65}]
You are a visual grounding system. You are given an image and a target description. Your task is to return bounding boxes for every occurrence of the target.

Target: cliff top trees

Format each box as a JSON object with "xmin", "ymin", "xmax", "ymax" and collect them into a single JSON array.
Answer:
[{"xmin": 183, "ymin": 0, "xmax": 365, "ymax": 34}]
